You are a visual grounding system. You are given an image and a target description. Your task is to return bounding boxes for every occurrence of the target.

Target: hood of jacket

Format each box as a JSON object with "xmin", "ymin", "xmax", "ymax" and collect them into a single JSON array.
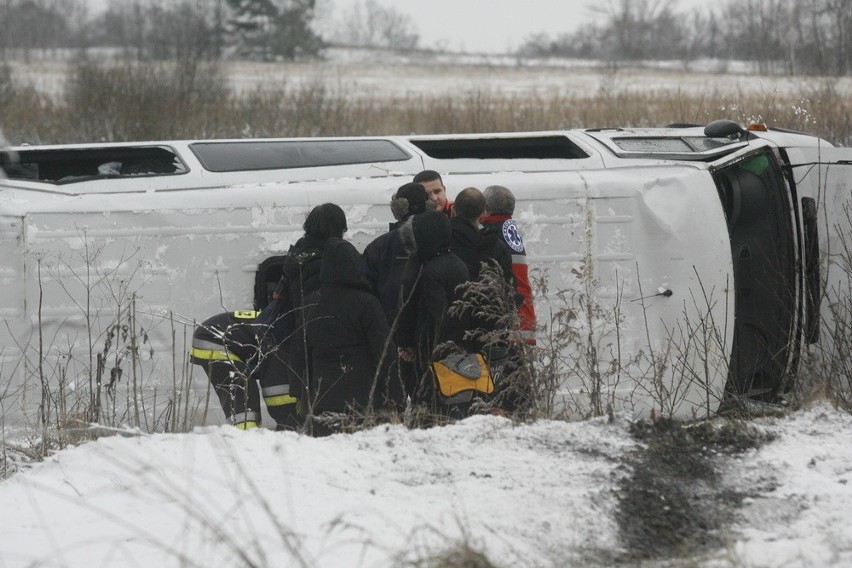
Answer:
[
  {"xmin": 399, "ymin": 211, "xmax": 451, "ymax": 262},
  {"xmin": 290, "ymin": 234, "xmax": 327, "ymax": 263},
  {"xmin": 320, "ymin": 238, "xmax": 371, "ymax": 289}
]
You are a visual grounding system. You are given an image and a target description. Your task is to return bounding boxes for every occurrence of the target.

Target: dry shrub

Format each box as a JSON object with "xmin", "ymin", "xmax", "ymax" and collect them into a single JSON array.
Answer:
[
  {"xmin": 395, "ymin": 522, "xmax": 500, "ymax": 568},
  {"xmin": 225, "ymin": 80, "xmax": 351, "ymax": 138},
  {"xmin": 0, "ymin": 62, "xmax": 65, "ymax": 143},
  {"xmin": 63, "ymin": 57, "xmax": 229, "ymax": 141},
  {"xmin": 1, "ymin": 59, "xmax": 850, "ymax": 144},
  {"xmin": 400, "ymin": 545, "xmax": 497, "ymax": 568}
]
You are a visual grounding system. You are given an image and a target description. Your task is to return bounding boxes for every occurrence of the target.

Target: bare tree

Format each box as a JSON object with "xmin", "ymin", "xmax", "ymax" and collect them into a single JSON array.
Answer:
[
  {"xmin": 514, "ymin": 0, "xmax": 852, "ymax": 76},
  {"xmin": 0, "ymin": 0, "xmax": 11, "ymax": 60},
  {"xmin": 147, "ymin": 0, "xmax": 222, "ymax": 61},
  {"xmin": 587, "ymin": 0, "xmax": 689, "ymax": 61},
  {"xmin": 824, "ymin": 0, "xmax": 852, "ymax": 74},
  {"xmin": 0, "ymin": 0, "xmax": 70, "ymax": 62},
  {"xmin": 335, "ymin": 0, "xmax": 419, "ymax": 50},
  {"xmin": 88, "ymin": 0, "xmax": 227, "ymax": 61},
  {"xmin": 716, "ymin": 0, "xmax": 786, "ymax": 74}
]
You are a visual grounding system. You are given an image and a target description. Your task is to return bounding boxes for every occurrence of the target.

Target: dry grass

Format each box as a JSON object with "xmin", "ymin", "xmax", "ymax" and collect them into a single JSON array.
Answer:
[{"xmin": 1, "ymin": 58, "xmax": 850, "ymax": 145}]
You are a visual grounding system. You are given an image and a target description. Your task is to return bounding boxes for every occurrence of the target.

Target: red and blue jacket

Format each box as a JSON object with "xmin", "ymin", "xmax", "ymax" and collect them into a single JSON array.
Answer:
[{"xmin": 481, "ymin": 214, "xmax": 536, "ymax": 344}]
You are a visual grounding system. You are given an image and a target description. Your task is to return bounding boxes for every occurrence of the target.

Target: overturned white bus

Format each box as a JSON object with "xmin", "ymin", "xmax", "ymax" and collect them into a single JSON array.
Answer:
[{"xmin": 0, "ymin": 121, "xmax": 849, "ymax": 428}]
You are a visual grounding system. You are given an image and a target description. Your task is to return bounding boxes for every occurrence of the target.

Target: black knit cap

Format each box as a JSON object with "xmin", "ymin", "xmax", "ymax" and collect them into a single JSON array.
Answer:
[{"xmin": 391, "ymin": 182, "xmax": 429, "ymax": 221}]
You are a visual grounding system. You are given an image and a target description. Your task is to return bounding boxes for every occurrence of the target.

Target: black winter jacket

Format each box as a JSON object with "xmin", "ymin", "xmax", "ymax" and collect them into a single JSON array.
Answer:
[
  {"xmin": 449, "ymin": 216, "xmax": 520, "ymax": 354},
  {"xmin": 257, "ymin": 234, "xmax": 326, "ymax": 333},
  {"xmin": 397, "ymin": 212, "xmax": 470, "ymax": 392},
  {"xmin": 362, "ymin": 219, "xmax": 417, "ymax": 328},
  {"xmin": 282, "ymin": 234, "xmax": 326, "ymax": 310},
  {"xmin": 450, "ymin": 216, "xmax": 514, "ymax": 285},
  {"xmin": 304, "ymin": 238, "xmax": 396, "ymax": 413},
  {"xmin": 257, "ymin": 234, "xmax": 327, "ymax": 397}
]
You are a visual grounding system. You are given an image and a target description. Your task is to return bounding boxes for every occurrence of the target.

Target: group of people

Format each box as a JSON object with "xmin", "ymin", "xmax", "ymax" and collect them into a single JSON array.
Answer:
[{"xmin": 190, "ymin": 170, "xmax": 536, "ymax": 434}]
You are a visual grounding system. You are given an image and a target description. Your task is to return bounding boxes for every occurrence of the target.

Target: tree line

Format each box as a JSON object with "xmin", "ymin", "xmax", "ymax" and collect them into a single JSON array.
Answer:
[
  {"xmin": 1, "ymin": 0, "xmax": 851, "ymax": 76},
  {"xmin": 0, "ymin": 0, "xmax": 324, "ymax": 61},
  {"xmin": 0, "ymin": 0, "xmax": 418, "ymax": 62},
  {"xmin": 519, "ymin": 0, "xmax": 852, "ymax": 76}
]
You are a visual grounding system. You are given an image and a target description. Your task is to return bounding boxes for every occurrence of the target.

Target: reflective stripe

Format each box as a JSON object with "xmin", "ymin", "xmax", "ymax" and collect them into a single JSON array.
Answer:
[
  {"xmin": 233, "ymin": 310, "xmax": 259, "ymax": 319},
  {"xmin": 190, "ymin": 347, "xmax": 242, "ymax": 362},
  {"xmin": 235, "ymin": 421, "xmax": 259, "ymax": 430},
  {"xmin": 265, "ymin": 394, "xmax": 298, "ymax": 407},
  {"xmin": 511, "ymin": 255, "xmax": 528, "ymax": 265},
  {"xmin": 232, "ymin": 411, "xmax": 261, "ymax": 424},
  {"xmin": 262, "ymin": 384, "xmax": 290, "ymax": 397},
  {"xmin": 510, "ymin": 329, "xmax": 537, "ymax": 343},
  {"xmin": 192, "ymin": 338, "xmax": 226, "ymax": 351}
]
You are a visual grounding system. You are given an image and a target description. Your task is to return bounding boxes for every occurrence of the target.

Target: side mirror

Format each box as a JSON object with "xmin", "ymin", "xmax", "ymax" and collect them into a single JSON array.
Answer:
[{"xmin": 704, "ymin": 119, "xmax": 749, "ymax": 140}]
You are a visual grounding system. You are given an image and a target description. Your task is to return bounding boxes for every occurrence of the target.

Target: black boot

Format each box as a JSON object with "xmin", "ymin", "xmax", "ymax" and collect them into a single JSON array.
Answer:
[{"xmin": 267, "ymin": 401, "xmax": 301, "ymax": 431}]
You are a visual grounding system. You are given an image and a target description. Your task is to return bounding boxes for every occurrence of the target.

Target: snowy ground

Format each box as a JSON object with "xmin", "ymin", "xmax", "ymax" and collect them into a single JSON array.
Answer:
[{"xmin": 0, "ymin": 403, "xmax": 850, "ymax": 567}]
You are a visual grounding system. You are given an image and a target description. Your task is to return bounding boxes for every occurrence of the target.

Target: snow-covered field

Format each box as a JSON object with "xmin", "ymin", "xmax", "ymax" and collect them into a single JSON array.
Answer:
[{"xmin": 0, "ymin": 403, "xmax": 850, "ymax": 567}]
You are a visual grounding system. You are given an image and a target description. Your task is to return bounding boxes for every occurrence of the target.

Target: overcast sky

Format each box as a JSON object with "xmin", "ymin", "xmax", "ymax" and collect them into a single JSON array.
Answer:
[{"xmin": 320, "ymin": 0, "xmax": 710, "ymax": 54}]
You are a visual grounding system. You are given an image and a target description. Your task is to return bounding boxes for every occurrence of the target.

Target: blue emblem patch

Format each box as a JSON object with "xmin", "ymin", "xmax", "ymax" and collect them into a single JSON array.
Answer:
[{"xmin": 502, "ymin": 220, "xmax": 525, "ymax": 253}]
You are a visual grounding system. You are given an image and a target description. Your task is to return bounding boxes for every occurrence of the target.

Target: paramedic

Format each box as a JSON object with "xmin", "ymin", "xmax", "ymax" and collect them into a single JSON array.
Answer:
[
  {"xmin": 482, "ymin": 185, "xmax": 536, "ymax": 344},
  {"xmin": 481, "ymin": 185, "xmax": 537, "ymax": 414}
]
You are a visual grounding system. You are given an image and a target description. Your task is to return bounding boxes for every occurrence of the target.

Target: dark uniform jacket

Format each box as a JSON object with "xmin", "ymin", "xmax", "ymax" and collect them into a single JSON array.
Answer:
[{"xmin": 304, "ymin": 238, "xmax": 396, "ymax": 413}]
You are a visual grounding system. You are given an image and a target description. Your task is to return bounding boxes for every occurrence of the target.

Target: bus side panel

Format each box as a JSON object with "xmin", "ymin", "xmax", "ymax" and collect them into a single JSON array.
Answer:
[
  {"xmin": 0, "ymin": 214, "xmax": 29, "ymax": 426},
  {"xmin": 4, "ymin": 206, "xmax": 310, "ymax": 429},
  {"xmin": 1, "ymin": 169, "xmax": 735, "ymax": 425},
  {"xmin": 1, "ymin": 178, "xmax": 402, "ymax": 429},
  {"xmin": 441, "ymin": 168, "xmax": 734, "ymax": 420},
  {"xmin": 0, "ymin": 215, "xmax": 25, "ymax": 320}
]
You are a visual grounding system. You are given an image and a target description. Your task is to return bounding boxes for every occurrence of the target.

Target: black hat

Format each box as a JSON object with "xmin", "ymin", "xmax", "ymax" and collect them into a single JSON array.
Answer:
[
  {"xmin": 391, "ymin": 182, "xmax": 429, "ymax": 221},
  {"xmin": 409, "ymin": 211, "xmax": 451, "ymax": 261}
]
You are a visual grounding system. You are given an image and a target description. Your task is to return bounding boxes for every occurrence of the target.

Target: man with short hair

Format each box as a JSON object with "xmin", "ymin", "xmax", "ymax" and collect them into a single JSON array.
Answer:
[
  {"xmin": 482, "ymin": 185, "xmax": 536, "ymax": 344},
  {"xmin": 479, "ymin": 184, "xmax": 538, "ymax": 415},
  {"xmin": 450, "ymin": 187, "xmax": 513, "ymax": 284},
  {"xmin": 413, "ymin": 170, "xmax": 452, "ymax": 216}
]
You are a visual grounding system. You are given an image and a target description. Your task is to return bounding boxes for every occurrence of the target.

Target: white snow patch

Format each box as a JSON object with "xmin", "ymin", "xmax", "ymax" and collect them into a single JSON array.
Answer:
[{"xmin": 1, "ymin": 406, "xmax": 851, "ymax": 566}]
